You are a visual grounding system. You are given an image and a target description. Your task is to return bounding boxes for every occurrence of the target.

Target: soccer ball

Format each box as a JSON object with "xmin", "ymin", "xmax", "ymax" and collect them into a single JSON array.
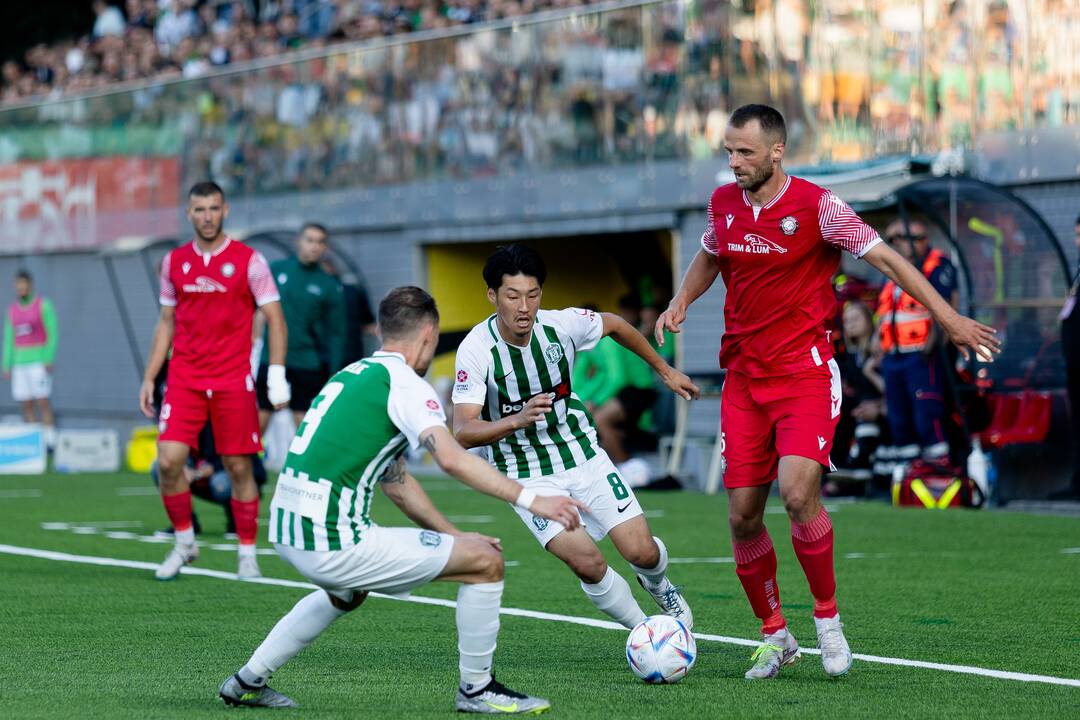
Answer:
[{"xmin": 625, "ymin": 615, "xmax": 697, "ymax": 684}]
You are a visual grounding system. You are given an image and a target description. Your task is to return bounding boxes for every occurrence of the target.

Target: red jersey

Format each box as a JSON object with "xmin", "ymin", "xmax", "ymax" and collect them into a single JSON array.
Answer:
[
  {"xmin": 160, "ymin": 236, "xmax": 279, "ymax": 390},
  {"xmin": 701, "ymin": 175, "xmax": 881, "ymax": 378}
]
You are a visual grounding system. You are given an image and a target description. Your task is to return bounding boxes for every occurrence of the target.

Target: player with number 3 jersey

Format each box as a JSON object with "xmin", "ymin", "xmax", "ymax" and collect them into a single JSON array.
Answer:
[
  {"xmin": 221, "ymin": 286, "xmax": 584, "ymax": 713},
  {"xmin": 453, "ymin": 244, "xmax": 700, "ymax": 633}
]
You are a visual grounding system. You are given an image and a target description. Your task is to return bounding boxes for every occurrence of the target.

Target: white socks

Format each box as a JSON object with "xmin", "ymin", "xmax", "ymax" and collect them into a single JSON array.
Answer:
[
  {"xmin": 581, "ymin": 567, "xmax": 646, "ymax": 629},
  {"xmin": 457, "ymin": 581, "xmax": 504, "ymax": 692},
  {"xmin": 174, "ymin": 527, "xmax": 195, "ymax": 547},
  {"xmin": 629, "ymin": 536, "xmax": 669, "ymax": 588},
  {"xmin": 237, "ymin": 544, "xmax": 256, "ymax": 559},
  {"xmin": 242, "ymin": 590, "xmax": 346, "ymax": 682}
]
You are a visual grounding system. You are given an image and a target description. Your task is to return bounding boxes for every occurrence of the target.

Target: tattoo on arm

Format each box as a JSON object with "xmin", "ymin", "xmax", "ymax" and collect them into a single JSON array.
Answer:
[
  {"xmin": 379, "ymin": 457, "xmax": 406, "ymax": 484},
  {"xmin": 420, "ymin": 433, "xmax": 437, "ymax": 455}
]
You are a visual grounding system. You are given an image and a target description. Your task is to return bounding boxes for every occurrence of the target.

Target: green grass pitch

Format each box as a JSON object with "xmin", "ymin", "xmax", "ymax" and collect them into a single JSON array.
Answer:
[{"xmin": 0, "ymin": 471, "xmax": 1078, "ymax": 718}]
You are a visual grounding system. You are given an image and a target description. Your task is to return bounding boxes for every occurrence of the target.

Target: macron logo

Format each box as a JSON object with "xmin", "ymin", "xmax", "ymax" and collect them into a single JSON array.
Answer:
[
  {"xmin": 818, "ymin": 436, "xmax": 826, "ymax": 450},
  {"xmin": 726, "ymin": 213, "xmax": 735, "ymax": 229}
]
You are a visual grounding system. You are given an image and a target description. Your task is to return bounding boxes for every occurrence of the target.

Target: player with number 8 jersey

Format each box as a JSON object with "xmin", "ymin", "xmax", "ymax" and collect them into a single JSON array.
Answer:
[{"xmin": 453, "ymin": 244, "xmax": 701, "ymax": 633}]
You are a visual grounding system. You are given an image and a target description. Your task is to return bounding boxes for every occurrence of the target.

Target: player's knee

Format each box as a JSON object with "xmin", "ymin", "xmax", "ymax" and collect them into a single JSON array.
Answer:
[
  {"xmin": 781, "ymin": 488, "xmax": 816, "ymax": 520},
  {"xmin": 475, "ymin": 544, "xmax": 504, "ymax": 583},
  {"xmin": 156, "ymin": 453, "xmax": 184, "ymax": 478},
  {"xmin": 563, "ymin": 552, "xmax": 607, "ymax": 584},
  {"xmin": 728, "ymin": 510, "xmax": 764, "ymax": 541}
]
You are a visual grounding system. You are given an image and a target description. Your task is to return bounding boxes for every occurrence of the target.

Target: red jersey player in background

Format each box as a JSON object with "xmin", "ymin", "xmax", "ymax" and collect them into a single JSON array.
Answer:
[
  {"xmin": 656, "ymin": 105, "xmax": 999, "ymax": 680},
  {"xmin": 139, "ymin": 182, "xmax": 291, "ymax": 581}
]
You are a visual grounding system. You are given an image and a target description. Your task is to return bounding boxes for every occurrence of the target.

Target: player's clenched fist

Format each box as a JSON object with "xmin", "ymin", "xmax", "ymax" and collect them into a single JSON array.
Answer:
[
  {"xmin": 528, "ymin": 494, "xmax": 588, "ymax": 532},
  {"xmin": 512, "ymin": 393, "xmax": 553, "ymax": 429}
]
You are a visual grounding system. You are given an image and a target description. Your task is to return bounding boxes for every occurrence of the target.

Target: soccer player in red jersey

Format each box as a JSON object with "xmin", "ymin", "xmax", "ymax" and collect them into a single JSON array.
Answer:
[
  {"xmin": 656, "ymin": 105, "xmax": 999, "ymax": 679},
  {"xmin": 139, "ymin": 182, "xmax": 291, "ymax": 581}
]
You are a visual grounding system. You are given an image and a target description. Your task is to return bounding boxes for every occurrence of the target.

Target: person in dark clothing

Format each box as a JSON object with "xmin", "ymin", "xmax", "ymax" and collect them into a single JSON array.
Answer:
[{"xmin": 1051, "ymin": 214, "xmax": 1080, "ymax": 500}]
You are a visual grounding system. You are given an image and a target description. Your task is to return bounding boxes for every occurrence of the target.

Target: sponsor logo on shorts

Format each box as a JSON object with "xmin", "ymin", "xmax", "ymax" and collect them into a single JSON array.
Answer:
[
  {"xmin": 818, "ymin": 435, "xmax": 826, "ymax": 450},
  {"xmin": 419, "ymin": 530, "xmax": 442, "ymax": 547},
  {"xmin": 532, "ymin": 515, "xmax": 549, "ymax": 532},
  {"xmin": 617, "ymin": 501, "xmax": 633, "ymax": 513}
]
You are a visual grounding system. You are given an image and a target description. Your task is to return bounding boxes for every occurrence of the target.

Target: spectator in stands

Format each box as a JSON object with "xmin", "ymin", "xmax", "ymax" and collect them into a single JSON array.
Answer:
[
  {"xmin": 875, "ymin": 218, "xmax": 957, "ymax": 476},
  {"xmin": 1051, "ymin": 213, "xmax": 1080, "ymax": 500},
  {"xmin": 92, "ymin": 1, "xmax": 127, "ymax": 39},
  {"xmin": 2, "ymin": 270, "xmax": 58, "ymax": 451},
  {"xmin": 574, "ymin": 296, "xmax": 658, "ymax": 488},
  {"xmin": 829, "ymin": 300, "xmax": 887, "ymax": 496}
]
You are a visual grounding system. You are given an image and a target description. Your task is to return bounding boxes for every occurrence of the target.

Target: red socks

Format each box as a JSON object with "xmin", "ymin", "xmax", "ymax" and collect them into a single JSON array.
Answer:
[
  {"xmin": 733, "ymin": 530, "xmax": 786, "ymax": 635},
  {"xmin": 231, "ymin": 497, "xmax": 260, "ymax": 546},
  {"xmin": 791, "ymin": 508, "xmax": 838, "ymax": 618},
  {"xmin": 162, "ymin": 491, "xmax": 193, "ymax": 532}
]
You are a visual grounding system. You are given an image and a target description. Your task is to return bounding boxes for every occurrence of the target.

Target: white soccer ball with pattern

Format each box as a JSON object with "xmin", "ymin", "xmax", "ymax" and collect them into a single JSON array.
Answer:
[{"xmin": 626, "ymin": 615, "xmax": 697, "ymax": 684}]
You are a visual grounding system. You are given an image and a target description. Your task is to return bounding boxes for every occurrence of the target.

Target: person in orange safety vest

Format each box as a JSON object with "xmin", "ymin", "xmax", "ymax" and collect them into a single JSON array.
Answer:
[{"xmin": 875, "ymin": 219, "xmax": 958, "ymax": 473}]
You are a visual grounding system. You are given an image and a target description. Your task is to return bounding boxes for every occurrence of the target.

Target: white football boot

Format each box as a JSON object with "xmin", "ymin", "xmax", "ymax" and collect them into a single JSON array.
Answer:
[
  {"xmin": 745, "ymin": 629, "xmax": 800, "ymax": 679},
  {"xmin": 815, "ymin": 614, "xmax": 853, "ymax": 677},
  {"xmin": 154, "ymin": 543, "xmax": 198, "ymax": 581}
]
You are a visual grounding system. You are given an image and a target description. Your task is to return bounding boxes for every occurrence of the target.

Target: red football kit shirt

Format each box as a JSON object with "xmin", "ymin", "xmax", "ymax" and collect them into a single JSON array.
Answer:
[
  {"xmin": 157, "ymin": 236, "xmax": 279, "ymax": 454},
  {"xmin": 701, "ymin": 176, "xmax": 881, "ymax": 486}
]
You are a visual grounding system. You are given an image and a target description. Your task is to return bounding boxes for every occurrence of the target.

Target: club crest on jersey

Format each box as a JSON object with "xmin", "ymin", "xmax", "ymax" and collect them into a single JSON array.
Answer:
[
  {"xmin": 277, "ymin": 273, "xmax": 288, "ymax": 285},
  {"xmin": 221, "ymin": 262, "xmax": 235, "ymax": 278},
  {"xmin": 544, "ymin": 344, "xmax": 564, "ymax": 364},
  {"xmin": 727, "ymin": 233, "xmax": 788, "ymax": 255},
  {"xmin": 779, "ymin": 216, "xmax": 799, "ymax": 235}
]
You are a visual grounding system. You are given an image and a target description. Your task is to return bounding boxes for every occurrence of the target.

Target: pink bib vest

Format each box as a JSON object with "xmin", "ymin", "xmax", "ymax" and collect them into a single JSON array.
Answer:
[{"xmin": 8, "ymin": 297, "xmax": 47, "ymax": 347}]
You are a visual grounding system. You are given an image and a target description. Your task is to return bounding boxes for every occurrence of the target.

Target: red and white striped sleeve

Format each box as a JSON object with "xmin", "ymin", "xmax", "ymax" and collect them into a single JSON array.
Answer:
[
  {"xmin": 701, "ymin": 195, "xmax": 718, "ymax": 255},
  {"xmin": 159, "ymin": 251, "xmax": 177, "ymax": 307},
  {"xmin": 248, "ymin": 252, "xmax": 281, "ymax": 307},
  {"xmin": 817, "ymin": 190, "xmax": 882, "ymax": 257}
]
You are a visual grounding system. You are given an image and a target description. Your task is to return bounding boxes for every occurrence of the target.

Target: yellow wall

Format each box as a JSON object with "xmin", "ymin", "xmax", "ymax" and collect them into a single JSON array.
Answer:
[{"xmin": 425, "ymin": 237, "xmax": 663, "ymax": 379}]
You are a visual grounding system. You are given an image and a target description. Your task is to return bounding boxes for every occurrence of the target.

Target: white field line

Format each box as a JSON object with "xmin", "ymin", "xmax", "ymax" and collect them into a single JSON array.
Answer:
[
  {"xmin": 0, "ymin": 543, "xmax": 1077, "ymax": 689},
  {"xmin": 1061, "ymin": 548, "xmax": 1080, "ymax": 554},
  {"xmin": 0, "ymin": 489, "xmax": 43, "ymax": 498}
]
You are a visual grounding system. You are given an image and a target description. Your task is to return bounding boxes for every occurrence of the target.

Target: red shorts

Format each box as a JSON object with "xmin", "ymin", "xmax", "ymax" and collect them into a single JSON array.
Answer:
[
  {"xmin": 158, "ymin": 379, "xmax": 261, "ymax": 456},
  {"xmin": 720, "ymin": 360, "xmax": 841, "ymax": 488}
]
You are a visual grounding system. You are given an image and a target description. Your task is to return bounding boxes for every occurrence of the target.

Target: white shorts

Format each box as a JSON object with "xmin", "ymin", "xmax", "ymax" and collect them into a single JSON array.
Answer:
[
  {"xmin": 511, "ymin": 450, "xmax": 644, "ymax": 547},
  {"xmin": 11, "ymin": 362, "xmax": 51, "ymax": 402},
  {"xmin": 275, "ymin": 525, "xmax": 455, "ymax": 601}
]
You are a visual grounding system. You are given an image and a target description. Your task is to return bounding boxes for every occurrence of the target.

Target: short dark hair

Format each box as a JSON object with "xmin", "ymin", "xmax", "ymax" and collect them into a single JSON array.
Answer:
[
  {"xmin": 188, "ymin": 181, "xmax": 225, "ymax": 200},
  {"xmin": 378, "ymin": 286, "xmax": 439, "ymax": 339},
  {"xmin": 1075, "ymin": 213, "xmax": 1080, "ymax": 226},
  {"xmin": 300, "ymin": 222, "xmax": 328, "ymax": 238},
  {"xmin": 15, "ymin": 269, "xmax": 31, "ymax": 282},
  {"xmin": 482, "ymin": 244, "xmax": 547, "ymax": 290},
  {"xmin": 729, "ymin": 104, "xmax": 787, "ymax": 144}
]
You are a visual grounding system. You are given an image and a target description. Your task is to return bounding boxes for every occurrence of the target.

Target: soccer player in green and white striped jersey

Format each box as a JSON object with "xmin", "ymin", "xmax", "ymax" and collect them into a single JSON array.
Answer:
[
  {"xmin": 221, "ymin": 286, "xmax": 584, "ymax": 714},
  {"xmin": 453, "ymin": 245, "xmax": 700, "ymax": 632}
]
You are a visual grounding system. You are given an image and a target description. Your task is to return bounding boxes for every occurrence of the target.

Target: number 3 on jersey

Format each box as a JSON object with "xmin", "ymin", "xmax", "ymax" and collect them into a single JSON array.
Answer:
[{"xmin": 289, "ymin": 381, "xmax": 345, "ymax": 455}]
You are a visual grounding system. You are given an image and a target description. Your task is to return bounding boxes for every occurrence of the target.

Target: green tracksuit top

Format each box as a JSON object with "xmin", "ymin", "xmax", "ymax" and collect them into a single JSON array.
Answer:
[{"xmin": 262, "ymin": 256, "xmax": 347, "ymax": 373}]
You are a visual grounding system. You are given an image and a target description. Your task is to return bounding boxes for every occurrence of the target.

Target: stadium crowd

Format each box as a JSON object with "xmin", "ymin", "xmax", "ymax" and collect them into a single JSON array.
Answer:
[{"xmin": 1, "ymin": 0, "xmax": 1078, "ymax": 195}]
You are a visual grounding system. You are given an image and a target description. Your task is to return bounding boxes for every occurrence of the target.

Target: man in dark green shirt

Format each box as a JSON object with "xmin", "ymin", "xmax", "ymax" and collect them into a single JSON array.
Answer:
[{"xmin": 256, "ymin": 223, "xmax": 347, "ymax": 431}]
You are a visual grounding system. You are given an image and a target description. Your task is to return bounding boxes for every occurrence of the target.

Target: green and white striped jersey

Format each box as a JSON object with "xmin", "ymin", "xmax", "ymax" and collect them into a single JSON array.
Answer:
[
  {"xmin": 452, "ymin": 308, "xmax": 604, "ymax": 480},
  {"xmin": 269, "ymin": 351, "xmax": 446, "ymax": 552}
]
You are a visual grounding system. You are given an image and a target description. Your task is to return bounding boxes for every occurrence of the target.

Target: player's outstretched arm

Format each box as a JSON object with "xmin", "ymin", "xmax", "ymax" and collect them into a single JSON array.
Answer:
[
  {"xmin": 420, "ymin": 425, "xmax": 586, "ymax": 530},
  {"xmin": 656, "ymin": 249, "xmax": 720, "ymax": 346},
  {"xmin": 862, "ymin": 242, "xmax": 1000, "ymax": 362},
  {"xmin": 601, "ymin": 313, "xmax": 700, "ymax": 401},
  {"xmin": 139, "ymin": 306, "xmax": 176, "ymax": 418},
  {"xmin": 452, "ymin": 397, "xmax": 552, "ymax": 449}
]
